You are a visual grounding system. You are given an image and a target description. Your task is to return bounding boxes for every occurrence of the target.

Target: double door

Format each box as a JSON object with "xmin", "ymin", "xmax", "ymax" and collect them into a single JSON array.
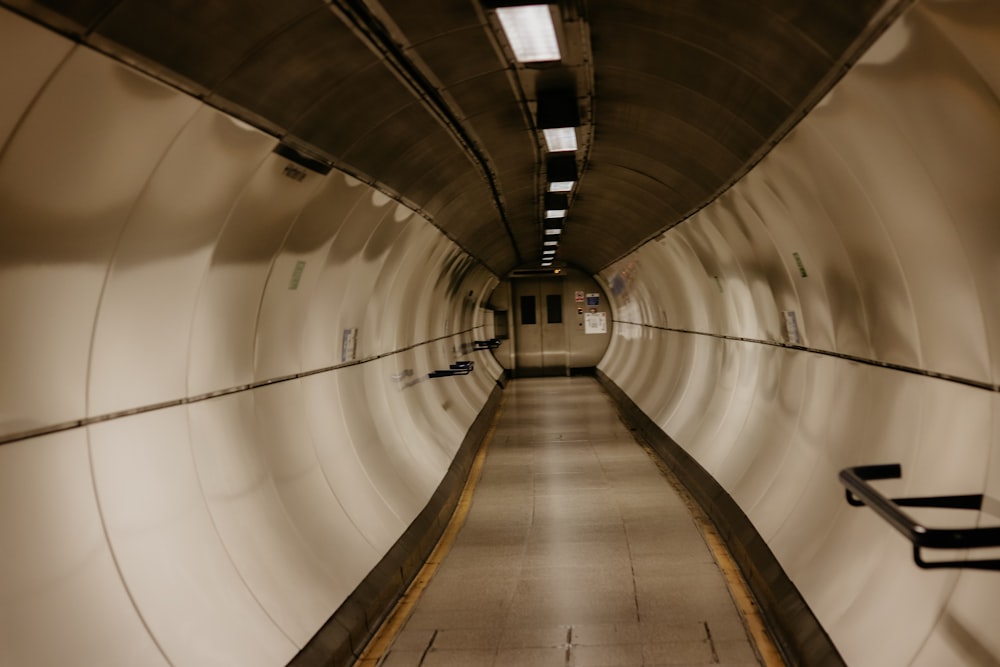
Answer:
[{"xmin": 512, "ymin": 279, "xmax": 567, "ymax": 376}]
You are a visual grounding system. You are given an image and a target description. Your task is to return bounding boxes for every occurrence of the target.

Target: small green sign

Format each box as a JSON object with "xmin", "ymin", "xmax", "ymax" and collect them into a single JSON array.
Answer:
[
  {"xmin": 289, "ymin": 260, "xmax": 306, "ymax": 289},
  {"xmin": 792, "ymin": 252, "xmax": 808, "ymax": 278}
]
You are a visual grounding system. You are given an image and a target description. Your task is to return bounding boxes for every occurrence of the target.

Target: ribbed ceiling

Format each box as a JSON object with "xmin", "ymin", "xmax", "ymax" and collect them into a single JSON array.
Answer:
[{"xmin": 5, "ymin": 0, "xmax": 893, "ymax": 275}]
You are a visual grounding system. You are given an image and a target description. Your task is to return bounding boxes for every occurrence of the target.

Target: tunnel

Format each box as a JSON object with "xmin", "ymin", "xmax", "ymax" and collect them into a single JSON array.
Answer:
[{"xmin": 1, "ymin": 0, "xmax": 999, "ymax": 665}]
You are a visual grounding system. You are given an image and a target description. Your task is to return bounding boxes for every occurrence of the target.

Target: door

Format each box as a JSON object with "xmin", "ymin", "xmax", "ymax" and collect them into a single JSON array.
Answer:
[{"xmin": 512, "ymin": 278, "xmax": 567, "ymax": 376}]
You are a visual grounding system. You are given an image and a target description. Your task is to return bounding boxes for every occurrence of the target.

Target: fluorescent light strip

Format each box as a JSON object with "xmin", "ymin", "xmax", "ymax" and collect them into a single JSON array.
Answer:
[
  {"xmin": 545, "ymin": 228, "xmax": 562, "ymax": 235},
  {"xmin": 549, "ymin": 181, "xmax": 574, "ymax": 192},
  {"xmin": 496, "ymin": 5, "xmax": 561, "ymax": 63},
  {"xmin": 544, "ymin": 241, "xmax": 558, "ymax": 246},
  {"xmin": 545, "ymin": 210, "xmax": 566, "ymax": 219},
  {"xmin": 543, "ymin": 127, "xmax": 577, "ymax": 152}
]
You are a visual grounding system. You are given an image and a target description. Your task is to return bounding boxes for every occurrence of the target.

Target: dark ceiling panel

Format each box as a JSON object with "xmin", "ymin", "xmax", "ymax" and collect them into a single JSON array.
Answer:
[
  {"xmin": 759, "ymin": 0, "xmax": 887, "ymax": 57},
  {"xmin": 212, "ymin": 10, "xmax": 381, "ymax": 128},
  {"xmin": 593, "ymin": 27, "xmax": 792, "ymax": 128},
  {"xmin": 95, "ymin": 0, "xmax": 323, "ymax": 89},
  {"xmin": 407, "ymin": 26, "xmax": 505, "ymax": 88},
  {"xmin": 594, "ymin": 74, "xmax": 766, "ymax": 160},
  {"xmin": 5, "ymin": 0, "xmax": 119, "ymax": 33},
  {"xmin": 377, "ymin": 0, "xmax": 483, "ymax": 46}
]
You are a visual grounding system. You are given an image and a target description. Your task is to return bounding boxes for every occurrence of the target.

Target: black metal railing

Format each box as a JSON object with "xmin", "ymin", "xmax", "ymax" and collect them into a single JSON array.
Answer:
[
  {"xmin": 429, "ymin": 360, "xmax": 474, "ymax": 379},
  {"xmin": 839, "ymin": 464, "xmax": 1000, "ymax": 570}
]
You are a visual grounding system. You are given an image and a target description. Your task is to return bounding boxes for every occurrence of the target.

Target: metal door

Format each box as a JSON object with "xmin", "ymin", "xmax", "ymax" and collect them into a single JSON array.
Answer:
[{"xmin": 512, "ymin": 279, "xmax": 567, "ymax": 376}]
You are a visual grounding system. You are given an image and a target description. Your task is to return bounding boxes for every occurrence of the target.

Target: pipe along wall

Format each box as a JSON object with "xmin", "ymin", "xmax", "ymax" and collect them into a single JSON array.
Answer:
[{"xmin": 2, "ymin": 1, "xmax": 1000, "ymax": 666}]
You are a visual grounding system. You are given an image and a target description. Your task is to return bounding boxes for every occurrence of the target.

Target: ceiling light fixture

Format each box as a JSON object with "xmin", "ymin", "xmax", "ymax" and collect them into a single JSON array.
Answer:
[
  {"xmin": 549, "ymin": 181, "xmax": 574, "ymax": 192},
  {"xmin": 544, "ymin": 240, "xmax": 558, "ymax": 246},
  {"xmin": 544, "ymin": 228, "xmax": 562, "ymax": 235},
  {"xmin": 545, "ymin": 209, "xmax": 566, "ymax": 218},
  {"xmin": 542, "ymin": 127, "xmax": 577, "ymax": 153},
  {"xmin": 495, "ymin": 5, "xmax": 561, "ymax": 63}
]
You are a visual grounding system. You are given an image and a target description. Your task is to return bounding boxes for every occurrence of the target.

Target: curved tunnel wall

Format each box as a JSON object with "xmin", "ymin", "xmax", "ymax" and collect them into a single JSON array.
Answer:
[
  {"xmin": 598, "ymin": 2, "xmax": 1000, "ymax": 665},
  {"xmin": 0, "ymin": 8, "xmax": 503, "ymax": 666}
]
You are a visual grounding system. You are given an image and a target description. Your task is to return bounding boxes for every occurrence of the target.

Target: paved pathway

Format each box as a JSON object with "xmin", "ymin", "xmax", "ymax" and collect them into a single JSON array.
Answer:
[{"xmin": 379, "ymin": 376, "xmax": 763, "ymax": 667}]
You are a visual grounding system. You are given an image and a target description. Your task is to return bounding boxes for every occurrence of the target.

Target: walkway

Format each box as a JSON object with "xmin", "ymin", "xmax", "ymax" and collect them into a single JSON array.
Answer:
[{"xmin": 377, "ymin": 376, "xmax": 765, "ymax": 667}]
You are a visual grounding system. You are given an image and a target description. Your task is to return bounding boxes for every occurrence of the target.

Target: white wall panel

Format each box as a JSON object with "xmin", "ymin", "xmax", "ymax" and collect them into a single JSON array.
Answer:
[
  {"xmin": 336, "ymin": 364, "xmax": 424, "ymax": 523},
  {"xmin": 302, "ymin": 372, "xmax": 405, "ymax": 555},
  {"xmin": 0, "ymin": 47, "xmax": 198, "ymax": 435},
  {"xmin": 363, "ymin": 358, "xmax": 442, "ymax": 512},
  {"xmin": 814, "ymin": 72, "xmax": 988, "ymax": 379},
  {"xmin": 88, "ymin": 407, "xmax": 298, "ymax": 666},
  {"xmin": 188, "ymin": 154, "xmax": 323, "ymax": 395},
  {"xmin": 0, "ymin": 431, "xmax": 167, "ymax": 667},
  {"xmin": 719, "ymin": 346, "xmax": 806, "ymax": 511},
  {"xmin": 188, "ymin": 393, "xmax": 341, "ymax": 646},
  {"xmin": 736, "ymin": 168, "xmax": 844, "ymax": 352},
  {"xmin": 89, "ymin": 107, "xmax": 274, "ymax": 414},
  {"xmin": 294, "ymin": 173, "xmax": 370, "ymax": 370},
  {"xmin": 330, "ymin": 191, "xmax": 396, "ymax": 363},
  {"xmin": 259, "ymin": 172, "xmax": 366, "ymax": 376},
  {"xmin": 252, "ymin": 381, "xmax": 379, "ymax": 595},
  {"xmin": 360, "ymin": 206, "xmax": 414, "ymax": 344}
]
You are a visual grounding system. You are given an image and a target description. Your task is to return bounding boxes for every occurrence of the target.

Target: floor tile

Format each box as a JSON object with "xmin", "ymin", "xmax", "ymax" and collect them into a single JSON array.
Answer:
[
  {"xmin": 494, "ymin": 646, "xmax": 569, "ymax": 667},
  {"xmin": 570, "ymin": 623, "xmax": 642, "ymax": 645},
  {"xmin": 421, "ymin": 648, "xmax": 496, "ymax": 667},
  {"xmin": 571, "ymin": 643, "xmax": 643, "ymax": 666},
  {"xmin": 642, "ymin": 640, "xmax": 714, "ymax": 664},
  {"xmin": 500, "ymin": 624, "xmax": 571, "ymax": 648}
]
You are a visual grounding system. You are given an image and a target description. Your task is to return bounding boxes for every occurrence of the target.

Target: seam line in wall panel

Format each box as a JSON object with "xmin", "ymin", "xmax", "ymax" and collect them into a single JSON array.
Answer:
[
  {"xmin": 85, "ymin": 428, "xmax": 177, "ymax": 666},
  {"xmin": 84, "ymin": 107, "xmax": 200, "ymax": 420},
  {"xmin": 0, "ymin": 37, "xmax": 77, "ymax": 164},
  {"xmin": 0, "ymin": 327, "xmax": 489, "ymax": 447},
  {"xmin": 615, "ymin": 321, "xmax": 998, "ymax": 392},
  {"xmin": 179, "ymin": 387, "xmax": 301, "ymax": 651}
]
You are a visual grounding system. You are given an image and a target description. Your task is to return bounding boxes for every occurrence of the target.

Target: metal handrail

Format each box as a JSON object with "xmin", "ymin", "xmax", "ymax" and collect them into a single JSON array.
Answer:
[
  {"xmin": 839, "ymin": 464, "xmax": 1000, "ymax": 570},
  {"xmin": 429, "ymin": 360, "xmax": 474, "ymax": 378}
]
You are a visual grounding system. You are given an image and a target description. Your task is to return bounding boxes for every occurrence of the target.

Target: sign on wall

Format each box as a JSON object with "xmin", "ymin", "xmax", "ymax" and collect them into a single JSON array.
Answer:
[
  {"xmin": 584, "ymin": 311, "xmax": 607, "ymax": 334},
  {"xmin": 342, "ymin": 328, "xmax": 358, "ymax": 361},
  {"xmin": 586, "ymin": 293, "xmax": 600, "ymax": 306},
  {"xmin": 575, "ymin": 290, "xmax": 585, "ymax": 303}
]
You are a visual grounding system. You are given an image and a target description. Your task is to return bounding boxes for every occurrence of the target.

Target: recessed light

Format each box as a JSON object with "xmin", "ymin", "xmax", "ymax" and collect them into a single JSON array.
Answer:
[
  {"xmin": 496, "ymin": 5, "xmax": 561, "ymax": 63},
  {"xmin": 545, "ymin": 228, "xmax": 562, "ymax": 235},
  {"xmin": 543, "ymin": 127, "xmax": 577, "ymax": 152},
  {"xmin": 545, "ymin": 210, "xmax": 566, "ymax": 219},
  {"xmin": 549, "ymin": 181, "xmax": 574, "ymax": 192}
]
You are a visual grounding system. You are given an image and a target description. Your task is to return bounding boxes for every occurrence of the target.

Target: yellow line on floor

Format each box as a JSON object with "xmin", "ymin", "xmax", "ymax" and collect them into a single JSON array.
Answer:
[
  {"xmin": 636, "ymin": 441, "xmax": 786, "ymax": 667},
  {"xmin": 355, "ymin": 396, "xmax": 505, "ymax": 667}
]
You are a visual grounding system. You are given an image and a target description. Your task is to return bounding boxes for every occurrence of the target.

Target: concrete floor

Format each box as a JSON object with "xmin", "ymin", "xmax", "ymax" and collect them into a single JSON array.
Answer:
[{"xmin": 378, "ymin": 377, "xmax": 763, "ymax": 667}]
